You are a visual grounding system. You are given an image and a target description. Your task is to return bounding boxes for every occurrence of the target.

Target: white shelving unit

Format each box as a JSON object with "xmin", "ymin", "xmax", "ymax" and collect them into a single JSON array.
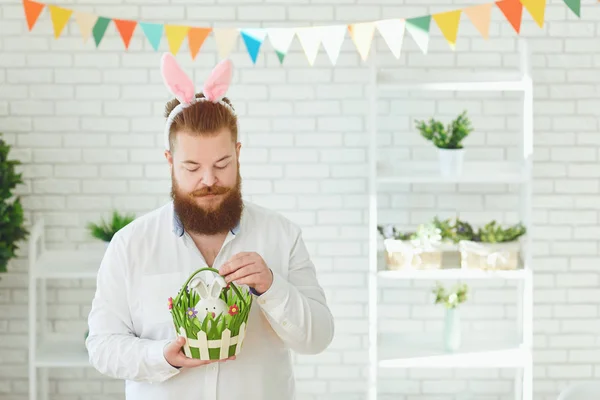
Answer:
[
  {"xmin": 367, "ymin": 41, "xmax": 533, "ymax": 400},
  {"xmin": 28, "ymin": 218, "xmax": 104, "ymax": 400}
]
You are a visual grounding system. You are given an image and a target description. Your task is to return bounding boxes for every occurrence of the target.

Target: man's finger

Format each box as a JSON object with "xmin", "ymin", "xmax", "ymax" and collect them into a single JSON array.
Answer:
[
  {"xmin": 224, "ymin": 264, "xmax": 260, "ymax": 283},
  {"xmin": 221, "ymin": 256, "xmax": 254, "ymax": 275},
  {"xmin": 231, "ymin": 272, "xmax": 262, "ymax": 287}
]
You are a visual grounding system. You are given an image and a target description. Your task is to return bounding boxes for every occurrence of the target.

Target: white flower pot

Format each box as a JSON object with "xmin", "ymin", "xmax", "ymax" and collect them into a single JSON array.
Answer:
[
  {"xmin": 437, "ymin": 148, "xmax": 465, "ymax": 177},
  {"xmin": 444, "ymin": 308, "xmax": 461, "ymax": 352}
]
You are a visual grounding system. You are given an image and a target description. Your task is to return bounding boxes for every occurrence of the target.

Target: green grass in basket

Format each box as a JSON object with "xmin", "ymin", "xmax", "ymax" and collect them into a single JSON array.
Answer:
[{"xmin": 170, "ymin": 282, "xmax": 252, "ymax": 358}]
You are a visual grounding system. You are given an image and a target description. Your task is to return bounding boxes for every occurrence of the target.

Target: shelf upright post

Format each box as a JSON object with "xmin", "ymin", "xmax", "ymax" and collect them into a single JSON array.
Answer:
[
  {"xmin": 367, "ymin": 44, "xmax": 379, "ymax": 400},
  {"xmin": 28, "ymin": 218, "xmax": 44, "ymax": 400}
]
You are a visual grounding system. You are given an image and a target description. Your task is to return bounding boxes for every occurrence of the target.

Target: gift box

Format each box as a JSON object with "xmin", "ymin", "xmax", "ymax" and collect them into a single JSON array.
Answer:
[{"xmin": 169, "ymin": 267, "xmax": 253, "ymax": 360}]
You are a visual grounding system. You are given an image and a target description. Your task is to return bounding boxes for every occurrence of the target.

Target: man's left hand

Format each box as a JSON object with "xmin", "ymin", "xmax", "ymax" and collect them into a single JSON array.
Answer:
[{"xmin": 220, "ymin": 252, "xmax": 273, "ymax": 295}]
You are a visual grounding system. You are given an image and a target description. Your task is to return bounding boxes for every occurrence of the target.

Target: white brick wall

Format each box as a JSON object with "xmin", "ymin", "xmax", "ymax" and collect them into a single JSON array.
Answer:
[{"xmin": 1, "ymin": 1, "xmax": 599, "ymax": 399}]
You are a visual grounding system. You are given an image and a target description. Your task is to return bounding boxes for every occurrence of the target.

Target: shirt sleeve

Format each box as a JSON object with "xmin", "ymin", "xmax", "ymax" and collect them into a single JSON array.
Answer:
[
  {"xmin": 85, "ymin": 232, "xmax": 181, "ymax": 383},
  {"xmin": 255, "ymin": 225, "xmax": 335, "ymax": 355}
]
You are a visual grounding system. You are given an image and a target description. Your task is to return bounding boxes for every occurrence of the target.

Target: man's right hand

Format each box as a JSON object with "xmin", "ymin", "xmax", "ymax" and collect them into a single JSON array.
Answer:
[{"xmin": 164, "ymin": 336, "xmax": 236, "ymax": 368}]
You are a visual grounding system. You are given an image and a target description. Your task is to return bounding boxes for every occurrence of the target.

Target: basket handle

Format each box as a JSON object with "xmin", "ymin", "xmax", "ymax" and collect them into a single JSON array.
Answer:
[{"xmin": 175, "ymin": 267, "xmax": 249, "ymax": 309}]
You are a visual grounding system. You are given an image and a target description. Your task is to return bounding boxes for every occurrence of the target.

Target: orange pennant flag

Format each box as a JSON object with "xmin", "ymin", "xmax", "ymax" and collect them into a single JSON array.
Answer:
[
  {"xmin": 521, "ymin": 0, "xmax": 546, "ymax": 28},
  {"xmin": 464, "ymin": 3, "xmax": 492, "ymax": 39},
  {"xmin": 165, "ymin": 25, "xmax": 190, "ymax": 55},
  {"xmin": 23, "ymin": 0, "xmax": 45, "ymax": 31},
  {"xmin": 188, "ymin": 27, "xmax": 211, "ymax": 60},
  {"xmin": 496, "ymin": 0, "xmax": 523, "ymax": 34},
  {"xmin": 348, "ymin": 22, "xmax": 375, "ymax": 61},
  {"xmin": 114, "ymin": 19, "xmax": 137, "ymax": 49},
  {"xmin": 433, "ymin": 9, "xmax": 462, "ymax": 49},
  {"xmin": 49, "ymin": 5, "xmax": 72, "ymax": 38}
]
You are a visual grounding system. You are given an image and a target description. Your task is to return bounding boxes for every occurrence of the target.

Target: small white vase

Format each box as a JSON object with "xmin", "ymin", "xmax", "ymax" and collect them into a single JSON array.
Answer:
[
  {"xmin": 444, "ymin": 308, "xmax": 461, "ymax": 352},
  {"xmin": 437, "ymin": 148, "xmax": 465, "ymax": 177}
]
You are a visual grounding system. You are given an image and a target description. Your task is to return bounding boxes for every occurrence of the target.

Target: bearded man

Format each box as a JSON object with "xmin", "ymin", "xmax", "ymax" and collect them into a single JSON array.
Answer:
[{"xmin": 85, "ymin": 55, "xmax": 335, "ymax": 400}]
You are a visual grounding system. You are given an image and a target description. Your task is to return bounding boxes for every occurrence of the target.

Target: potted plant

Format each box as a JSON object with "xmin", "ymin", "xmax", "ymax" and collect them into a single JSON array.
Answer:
[
  {"xmin": 415, "ymin": 110, "xmax": 473, "ymax": 177},
  {"xmin": 377, "ymin": 217, "xmax": 455, "ymax": 270},
  {"xmin": 432, "ymin": 281, "xmax": 468, "ymax": 352},
  {"xmin": 87, "ymin": 210, "xmax": 136, "ymax": 247},
  {"xmin": 458, "ymin": 220, "xmax": 526, "ymax": 270},
  {"xmin": 0, "ymin": 134, "xmax": 29, "ymax": 277}
]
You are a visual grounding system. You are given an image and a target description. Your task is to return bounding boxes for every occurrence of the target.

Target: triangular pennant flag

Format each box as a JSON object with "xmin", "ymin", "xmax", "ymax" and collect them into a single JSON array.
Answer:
[
  {"xmin": 521, "ymin": 0, "xmax": 546, "ymax": 28},
  {"xmin": 464, "ymin": 3, "xmax": 492, "ymax": 39},
  {"xmin": 22, "ymin": 0, "xmax": 45, "ymax": 31},
  {"xmin": 376, "ymin": 19, "xmax": 406, "ymax": 59},
  {"xmin": 267, "ymin": 28, "xmax": 295, "ymax": 64},
  {"xmin": 432, "ymin": 9, "xmax": 462, "ymax": 49},
  {"xmin": 405, "ymin": 15, "xmax": 431, "ymax": 54},
  {"xmin": 320, "ymin": 25, "xmax": 346, "ymax": 65},
  {"xmin": 48, "ymin": 5, "xmax": 72, "ymax": 39},
  {"xmin": 496, "ymin": 0, "xmax": 523, "ymax": 34},
  {"xmin": 74, "ymin": 11, "xmax": 97, "ymax": 43},
  {"xmin": 241, "ymin": 28, "xmax": 267, "ymax": 64},
  {"xmin": 92, "ymin": 17, "xmax": 111, "ymax": 47},
  {"xmin": 296, "ymin": 26, "xmax": 321, "ymax": 66},
  {"xmin": 213, "ymin": 28, "xmax": 238, "ymax": 59},
  {"xmin": 563, "ymin": 0, "xmax": 580, "ymax": 17},
  {"xmin": 348, "ymin": 22, "xmax": 375, "ymax": 61},
  {"xmin": 139, "ymin": 22, "xmax": 163, "ymax": 51},
  {"xmin": 188, "ymin": 27, "xmax": 211, "ymax": 60},
  {"xmin": 165, "ymin": 25, "xmax": 190, "ymax": 55},
  {"xmin": 113, "ymin": 19, "xmax": 137, "ymax": 49}
]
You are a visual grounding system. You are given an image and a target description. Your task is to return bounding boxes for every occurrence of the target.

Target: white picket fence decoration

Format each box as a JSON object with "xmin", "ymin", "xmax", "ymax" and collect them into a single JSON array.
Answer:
[{"xmin": 179, "ymin": 322, "xmax": 247, "ymax": 361}]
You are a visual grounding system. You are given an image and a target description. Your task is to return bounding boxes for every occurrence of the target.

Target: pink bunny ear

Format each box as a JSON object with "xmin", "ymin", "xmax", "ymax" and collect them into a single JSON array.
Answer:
[
  {"xmin": 203, "ymin": 59, "xmax": 233, "ymax": 102},
  {"xmin": 160, "ymin": 53, "xmax": 196, "ymax": 105}
]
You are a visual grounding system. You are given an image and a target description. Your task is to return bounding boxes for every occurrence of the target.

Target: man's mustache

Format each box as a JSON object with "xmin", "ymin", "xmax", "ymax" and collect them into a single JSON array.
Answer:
[{"xmin": 190, "ymin": 186, "xmax": 230, "ymax": 197}]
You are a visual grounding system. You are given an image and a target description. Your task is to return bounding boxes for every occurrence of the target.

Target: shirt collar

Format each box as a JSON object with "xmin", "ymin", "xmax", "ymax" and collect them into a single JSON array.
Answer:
[{"xmin": 172, "ymin": 204, "xmax": 241, "ymax": 237}]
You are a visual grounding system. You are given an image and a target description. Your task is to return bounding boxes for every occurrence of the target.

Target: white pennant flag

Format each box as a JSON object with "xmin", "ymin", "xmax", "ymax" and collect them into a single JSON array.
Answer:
[
  {"xmin": 376, "ymin": 19, "xmax": 406, "ymax": 59},
  {"xmin": 319, "ymin": 25, "xmax": 346, "ymax": 65},
  {"xmin": 296, "ymin": 26, "xmax": 321, "ymax": 66},
  {"xmin": 267, "ymin": 28, "xmax": 296, "ymax": 63}
]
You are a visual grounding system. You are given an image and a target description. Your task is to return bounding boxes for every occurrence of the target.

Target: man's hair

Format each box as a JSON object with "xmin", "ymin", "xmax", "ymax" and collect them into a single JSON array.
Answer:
[{"xmin": 163, "ymin": 92, "xmax": 238, "ymax": 151}]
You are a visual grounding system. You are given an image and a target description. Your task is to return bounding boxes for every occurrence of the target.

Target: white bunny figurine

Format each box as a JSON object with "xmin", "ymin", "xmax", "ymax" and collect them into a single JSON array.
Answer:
[{"xmin": 189, "ymin": 275, "xmax": 228, "ymax": 321}]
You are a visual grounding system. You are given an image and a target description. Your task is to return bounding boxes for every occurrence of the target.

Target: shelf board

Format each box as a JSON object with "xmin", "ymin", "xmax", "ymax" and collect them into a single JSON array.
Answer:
[
  {"xmin": 377, "ymin": 80, "xmax": 528, "ymax": 92},
  {"xmin": 35, "ymin": 336, "xmax": 90, "ymax": 368},
  {"xmin": 378, "ymin": 267, "xmax": 530, "ymax": 280},
  {"xmin": 378, "ymin": 333, "xmax": 528, "ymax": 369},
  {"xmin": 32, "ymin": 249, "xmax": 105, "ymax": 279},
  {"xmin": 377, "ymin": 162, "xmax": 527, "ymax": 184}
]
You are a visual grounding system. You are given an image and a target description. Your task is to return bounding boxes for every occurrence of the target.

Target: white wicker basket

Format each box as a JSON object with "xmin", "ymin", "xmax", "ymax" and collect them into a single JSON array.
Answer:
[
  {"xmin": 459, "ymin": 240, "xmax": 522, "ymax": 270},
  {"xmin": 383, "ymin": 238, "xmax": 442, "ymax": 270}
]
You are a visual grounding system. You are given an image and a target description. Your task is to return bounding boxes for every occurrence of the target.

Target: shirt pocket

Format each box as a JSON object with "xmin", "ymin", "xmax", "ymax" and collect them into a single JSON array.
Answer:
[{"xmin": 139, "ymin": 272, "xmax": 185, "ymax": 326}]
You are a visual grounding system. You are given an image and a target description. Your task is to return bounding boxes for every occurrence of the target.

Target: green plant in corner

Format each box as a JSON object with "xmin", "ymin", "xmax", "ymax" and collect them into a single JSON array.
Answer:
[
  {"xmin": 473, "ymin": 220, "xmax": 526, "ymax": 243},
  {"xmin": 87, "ymin": 210, "xmax": 136, "ymax": 243},
  {"xmin": 0, "ymin": 134, "xmax": 29, "ymax": 274},
  {"xmin": 415, "ymin": 111, "xmax": 474, "ymax": 149}
]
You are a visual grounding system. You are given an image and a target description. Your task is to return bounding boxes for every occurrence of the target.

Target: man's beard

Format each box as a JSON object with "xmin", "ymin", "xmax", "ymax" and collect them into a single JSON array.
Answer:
[{"xmin": 171, "ymin": 168, "xmax": 243, "ymax": 236}]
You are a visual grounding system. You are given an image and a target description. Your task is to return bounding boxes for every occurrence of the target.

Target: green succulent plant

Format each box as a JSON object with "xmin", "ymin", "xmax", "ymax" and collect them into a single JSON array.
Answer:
[
  {"xmin": 473, "ymin": 221, "xmax": 526, "ymax": 243},
  {"xmin": 415, "ymin": 111, "xmax": 473, "ymax": 149},
  {"xmin": 87, "ymin": 211, "xmax": 136, "ymax": 242}
]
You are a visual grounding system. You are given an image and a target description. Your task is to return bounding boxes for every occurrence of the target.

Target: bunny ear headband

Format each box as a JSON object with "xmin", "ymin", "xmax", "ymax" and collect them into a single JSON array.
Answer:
[{"xmin": 160, "ymin": 53, "xmax": 236, "ymax": 150}]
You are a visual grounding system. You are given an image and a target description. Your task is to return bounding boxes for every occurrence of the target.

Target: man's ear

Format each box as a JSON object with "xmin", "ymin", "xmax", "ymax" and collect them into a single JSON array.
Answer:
[{"xmin": 235, "ymin": 142, "xmax": 241, "ymax": 160}]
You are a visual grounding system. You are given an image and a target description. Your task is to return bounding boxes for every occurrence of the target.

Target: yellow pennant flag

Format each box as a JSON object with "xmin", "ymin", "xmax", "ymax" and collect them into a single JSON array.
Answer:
[
  {"xmin": 521, "ymin": 0, "xmax": 546, "ymax": 28},
  {"xmin": 165, "ymin": 25, "xmax": 190, "ymax": 55},
  {"xmin": 74, "ymin": 11, "xmax": 97, "ymax": 43},
  {"xmin": 464, "ymin": 3, "xmax": 492, "ymax": 40},
  {"xmin": 49, "ymin": 5, "xmax": 73, "ymax": 38},
  {"xmin": 348, "ymin": 22, "xmax": 375, "ymax": 61},
  {"xmin": 433, "ymin": 9, "xmax": 462, "ymax": 49}
]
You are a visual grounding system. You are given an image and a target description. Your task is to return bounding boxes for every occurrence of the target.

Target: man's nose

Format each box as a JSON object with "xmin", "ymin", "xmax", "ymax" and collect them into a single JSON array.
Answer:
[{"xmin": 202, "ymin": 169, "xmax": 216, "ymax": 186}]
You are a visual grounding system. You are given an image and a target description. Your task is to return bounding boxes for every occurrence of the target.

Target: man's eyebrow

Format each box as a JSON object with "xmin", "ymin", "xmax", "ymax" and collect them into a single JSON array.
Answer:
[{"xmin": 182, "ymin": 155, "xmax": 231, "ymax": 165}]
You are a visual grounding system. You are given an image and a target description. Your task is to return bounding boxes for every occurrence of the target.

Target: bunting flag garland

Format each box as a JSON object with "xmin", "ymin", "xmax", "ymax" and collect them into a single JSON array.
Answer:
[
  {"xmin": 464, "ymin": 3, "xmax": 493, "ymax": 40},
  {"xmin": 405, "ymin": 15, "xmax": 431, "ymax": 54},
  {"xmin": 433, "ymin": 10, "xmax": 462, "ymax": 49},
  {"xmin": 22, "ymin": 0, "xmax": 583, "ymax": 66},
  {"xmin": 240, "ymin": 29, "xmax": 267, "ymax": 64},
  {"xmin": 496, "ymin": 0, "xmax": 524, "ymax": 34}
]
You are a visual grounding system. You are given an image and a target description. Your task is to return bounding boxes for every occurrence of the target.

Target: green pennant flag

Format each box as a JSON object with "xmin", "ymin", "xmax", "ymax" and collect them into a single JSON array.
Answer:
[
  {"xmin": 406, "ymin": 15, "xmax": 431, "ymax": 54},
  {"xmin": 92, "ymin": 17, "xmax": 110, "ymax": 47},
  {"xmin": 563, "ymin": 0, "xmax": 580, "ymax": 17}
]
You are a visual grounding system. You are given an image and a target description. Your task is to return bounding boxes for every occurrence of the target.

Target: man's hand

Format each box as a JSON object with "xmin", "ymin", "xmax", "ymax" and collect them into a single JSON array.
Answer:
[
  {"xmin": 220, "ymin": 252, "xmax": 273, "ymax": 295},
  {"xmin": 164, "ymin": 337, "xmax": 235, "ymax": 368}
]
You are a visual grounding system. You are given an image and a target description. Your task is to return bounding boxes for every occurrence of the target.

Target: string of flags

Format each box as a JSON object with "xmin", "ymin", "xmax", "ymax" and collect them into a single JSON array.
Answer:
[{"xmin": 23, "ymin": 0, "xmax": 581, "ymax": 65}]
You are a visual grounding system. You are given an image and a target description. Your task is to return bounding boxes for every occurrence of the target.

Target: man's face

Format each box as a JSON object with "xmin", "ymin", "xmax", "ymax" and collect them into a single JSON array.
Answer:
[{"xmin": 166, "ymin": 128, "xmax": 243, "ymax": 236}]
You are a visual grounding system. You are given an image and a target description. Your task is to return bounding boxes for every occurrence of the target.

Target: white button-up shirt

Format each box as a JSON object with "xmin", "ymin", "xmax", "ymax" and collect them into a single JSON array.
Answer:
[{"xmin": 85, "ymin": 200, "xmax": 335, "ymax": 400}]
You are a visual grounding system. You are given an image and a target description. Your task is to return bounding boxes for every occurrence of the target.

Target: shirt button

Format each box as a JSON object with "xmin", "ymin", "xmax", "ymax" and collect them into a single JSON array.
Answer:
[{"xmin": 282, "ymin": 321, "xmax": 287, "ymax": 326}]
